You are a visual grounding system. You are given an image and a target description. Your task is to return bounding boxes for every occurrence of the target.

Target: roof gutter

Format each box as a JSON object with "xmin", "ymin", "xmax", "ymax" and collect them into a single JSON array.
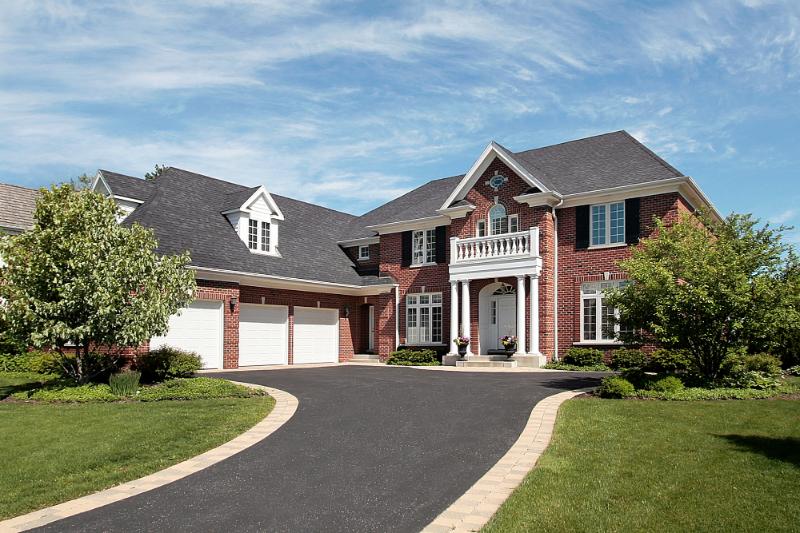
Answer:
[{"xmin": 189, "ymin": 266, "xmax": 396, "ymax": 296}]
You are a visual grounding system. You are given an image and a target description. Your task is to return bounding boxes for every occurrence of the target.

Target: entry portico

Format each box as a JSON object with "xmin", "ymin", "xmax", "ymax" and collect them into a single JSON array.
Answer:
[{"xmin": 447, "ymin": 227, "xmax": 544, "ymax": 365}]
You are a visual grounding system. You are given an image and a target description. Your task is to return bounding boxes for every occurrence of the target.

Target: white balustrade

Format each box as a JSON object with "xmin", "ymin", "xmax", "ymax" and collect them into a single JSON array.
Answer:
[{"xmin": 451, "ymin": 227, "xmax": 539, "ymax": 264}]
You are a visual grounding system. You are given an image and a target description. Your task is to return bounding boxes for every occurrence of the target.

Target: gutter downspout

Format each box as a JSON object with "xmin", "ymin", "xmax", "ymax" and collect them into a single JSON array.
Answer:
[{"xmin": 551, "ymin": 199, "xmax": 563, "ymax": 361}]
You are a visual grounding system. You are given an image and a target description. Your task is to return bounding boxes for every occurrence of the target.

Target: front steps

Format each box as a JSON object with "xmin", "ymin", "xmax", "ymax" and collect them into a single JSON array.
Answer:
[
  {"xmin": 449, "ymin": 354, "xmax": 548, "ymax": 368},
  {"xmin": 350, "ymin": 354, "xmax": 381, "ymax": 364}
]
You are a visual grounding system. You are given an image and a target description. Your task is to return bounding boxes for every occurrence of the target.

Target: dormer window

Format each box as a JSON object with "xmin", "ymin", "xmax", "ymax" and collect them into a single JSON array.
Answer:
[
  {"xmin": 248, "ymin": 220, "xmax": 258, "ymax": 249},
  {"xmin": 358, "ymin": 245, "xmax": 370, "ymax": 260},
  {"xmin": 223, "ymin": 185, "xmax": 284, "ymax": 257},
  {"xmin": 261, "ymin": 221, "xmax": 270, "ymax": 252},
  {"xmin": 247, "ymin": 219, "xmax": 272, "ymax": 253}
]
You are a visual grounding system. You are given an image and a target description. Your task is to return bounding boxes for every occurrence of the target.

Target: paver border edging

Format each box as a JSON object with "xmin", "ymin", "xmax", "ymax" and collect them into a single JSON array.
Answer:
[
  {"xmin": 0, "ymin": 382, "xmax": 298, "ymax": 533},
  {"xmin": 421, "ymin": 389, "xmax": 584, "ymax": 533}
]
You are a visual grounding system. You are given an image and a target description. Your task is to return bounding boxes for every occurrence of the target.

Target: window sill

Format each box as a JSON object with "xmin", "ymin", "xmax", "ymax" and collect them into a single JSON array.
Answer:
[
  {"xmin": 409, "ymin": 262, "xmax": 437, "ymax": 268},
  {"xmin": 573, "ymin": 341, "xmax": 624, "ymax": 346},
  {"xmin": 587, "ymin": 242, "xmax": 627, "ymax": 250},
  {"xmin": 248, "ymin": 249, "xmax": 281, "ymax": 257},
  {"xmin": 357, "ymin": 258, "xmax": 371, "ymax": 262}
]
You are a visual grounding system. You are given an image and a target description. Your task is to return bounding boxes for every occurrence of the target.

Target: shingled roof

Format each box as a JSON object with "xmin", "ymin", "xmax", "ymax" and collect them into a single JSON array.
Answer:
[
  {"xmin": 0, "ymin": 183, "xmax": 38, "ymax": 233},
  {"xmin": 98, "ymin": 170, "xmax": 156, "ymax": 201},
  {"xmin": 105, "ymin": 168, "xmax": 388, "ymax": 287}
]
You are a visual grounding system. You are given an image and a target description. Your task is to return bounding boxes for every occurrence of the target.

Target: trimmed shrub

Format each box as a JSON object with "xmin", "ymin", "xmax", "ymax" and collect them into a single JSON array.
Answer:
[
  {"xmin": 386, "ymin": 349, "xmax": 439, "ymax": 366},
  {"xmin": 598, "ymin": 376, "xmax": 635, "ymax": 398},
  {"xmin": 137, "ymin": 378, "xmax": 263, "ymax": 401},
  {"xmin": 646, "ymin": 349, "xmax": 690, "ymax": 374},
  {"xmin": 721, "ymin": 353, "xmax": 782, "ymax": 389},
  {"xmin": 13, "ymin": 383, "xmax": 118, "ymax": 402},
  {"xmin": 740, "ymin": 353, "xmax": 782, "ymax": 377},
  {"xmin": 0, "ymin": 350, "xmax": 62, "ymax": 374},
  {"xmin": 610, "ymin": 348, "xmax": 648, "ymax": 370},
  {"xmin": 134, "ymin": 347, "xmax": 203, "ymax": 383},
  {"xmin": 649, "ymin": 375, "xmax": 685, "ymax": 393},
  {"xmin": 563, "ymin": 348, "xmax": 603, "ymax": 367},
  {"xmin": 543, "ymin": 361, "xmax": 611, "ymax": 372},
  {"xmin": 109, "ymin": 371, "xmax": 141, "ymax": 397}
]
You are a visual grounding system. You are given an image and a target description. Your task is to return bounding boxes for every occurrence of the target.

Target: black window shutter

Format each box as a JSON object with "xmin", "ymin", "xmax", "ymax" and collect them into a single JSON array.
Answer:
[
  {"xmin": 625, "ymin": 198, "xmax": 641, "ymax": 245},
  {"xmin": 435, "ymin": 226, "xmax": 447, "ymax": 263},
  {"xmin": 575, "ymin": 205, "xmax": 590, "ymax": 250},
  {"xmin": 401, "ymin": 231, "xmax": 412, "ymax": 267}
]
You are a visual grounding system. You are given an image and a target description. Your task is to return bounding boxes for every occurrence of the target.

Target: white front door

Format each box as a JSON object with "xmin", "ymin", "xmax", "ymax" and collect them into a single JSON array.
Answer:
[
  {"xmin": 150, "ymin": 300, "xmax": 223, "ymax": 369},
  {"xmin": 293, "ymin": 307, "xmax": 339, "ymax": 364},
  {"xmin": 479, "ymin": 282, "xmax": 517, "ymax": 353},
  {"xmin": 239, "ymin": 304, "xmax": 289, "ymax": 366}
]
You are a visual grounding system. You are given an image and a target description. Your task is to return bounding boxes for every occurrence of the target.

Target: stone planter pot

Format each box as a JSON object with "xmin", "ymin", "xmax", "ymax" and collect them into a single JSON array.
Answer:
[
  {"xmin": 457, "ymin": 345, "xmax": 468, "ymax": 358},
  {"xmin": 504, "ymin": 345, "xmax": 516, "ymax": 356}
]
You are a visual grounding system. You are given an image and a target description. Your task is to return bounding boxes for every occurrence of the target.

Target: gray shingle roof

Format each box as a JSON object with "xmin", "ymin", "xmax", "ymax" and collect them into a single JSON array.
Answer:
[
  {"xmin": 221, "ymin": 187, "xmax": 260, "ymax": 213},
  {"xmin": 98, "ymin": 170, "xmax": 156, "ymax": 201},
  {"xmin": 0, "ymin": 183, "xmax": 38, "ymax": 233},
  {"xmin": 121, "ymin": 168, "xmax": 389, "ymax": 287}
]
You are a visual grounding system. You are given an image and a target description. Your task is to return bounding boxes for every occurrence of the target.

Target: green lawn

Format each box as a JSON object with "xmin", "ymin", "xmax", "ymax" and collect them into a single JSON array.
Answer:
[
  {"xmin": 0, "ymin": 396, "xmax": 274, "ymax": 519},
  {"xmin": 484, "ymin": 398, "xmax": 800, "ymax": 533},
  {"xmin": 0, "ymin": 372, "xmax": 59, "ymax": 399}
]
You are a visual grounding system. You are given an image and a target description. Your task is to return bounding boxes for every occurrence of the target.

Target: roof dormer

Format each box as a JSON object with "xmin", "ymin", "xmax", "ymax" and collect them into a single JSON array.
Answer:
[{"xmin": 222, "ymin": 186, "xmax": 284, "ymax": 257}]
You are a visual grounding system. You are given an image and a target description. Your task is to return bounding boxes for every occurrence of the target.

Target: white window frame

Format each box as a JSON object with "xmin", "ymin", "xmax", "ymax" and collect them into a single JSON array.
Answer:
[
  {"xmin": 358, "ymin": 245, "xmax": 370, "ymax": 260},
  {"xmin": 578, "ymin": 280, "xmax": 629, "ymax": 344},
  {"xmin": 411, "ymin": 229, "xmax": 436, "ymax": 266},
  {"xmin": 248, "ymin": 219, "xmax": 258, "ymax": 250},
  {"xmin": 488, "ymin": 204, "xmax": 520, "ymax": 236},
  {"xmin": 406, "ymin": 292, "xmax": 443, "ymax": 344},
  {"xmin": 590, "ymin": 202, "xmax": 625, "ymax": 247},
  {"xmin": 246, "ymin": 217, "xmax": 276, "ymax": 255},
  {"xmin": 476, "ymin": 219, "xmax": 486, "ymax": 237}
]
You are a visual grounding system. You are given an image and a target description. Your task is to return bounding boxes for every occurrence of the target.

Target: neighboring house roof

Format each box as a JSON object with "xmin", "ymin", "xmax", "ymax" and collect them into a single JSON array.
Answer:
[
  {"xmin": 108, "ymin": 167, "xmax": 389, "ymax": 287},
  {"xmin": 97, "ymin": 170, "xmax": 156, "ymax": 200},
  {"xmin": 0, "ymin": 183, "xmax": 38, "ymax": 233}
]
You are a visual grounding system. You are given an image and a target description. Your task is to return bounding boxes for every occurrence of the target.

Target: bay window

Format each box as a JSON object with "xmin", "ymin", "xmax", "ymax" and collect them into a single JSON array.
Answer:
[{"xmin": 406, "ymin": 292, "xmax": 443, "ymax": 344}]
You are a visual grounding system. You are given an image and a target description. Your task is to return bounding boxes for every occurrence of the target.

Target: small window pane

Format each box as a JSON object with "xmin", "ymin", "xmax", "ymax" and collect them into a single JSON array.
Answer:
[
  {"xmin": 610, "ymin": 202, "xmax": 625, "ymax": 244},
  {"xmin": 490, "ymin": 204, "xmax": 508, "ymax": 235},
  {"xmin": 420, "ymin": 307, "xmax": 430, "ymax": 343},
  {"xmin": 583, "ymin": 298, "xmax": 597, "ymax": 340},
  {"xmin": 419, "ymin": 295, "xmax": 429, "ymax": 305},
  {"xmin": 432, "ymin": 306, "xmax": 442, "ymax": 343},
  {"xmin": 407, "ymin": 295, "xmax": 417, "ymax": 305},
  {"xmin": 431, "ymin": 294, "xmax": 442, "ymax": 304},
  {"xmin": 359, "ymin": 245, "xmax": 369, "ymax": 259},
  {"xmin": 407, "ymin": 307, "xmax": 418, "ymax": 343},
  {"xmin": 248, "ymin": 220, "xmax": 258, "ymax": 250},
  {"xmin": 476, "ymin": 220, "xmax": 486, "ymax": 237},
  {"xmin": 425, "ymin": 229, "xmax": 436, "ymax": 263},
  {"xmin": 591, "ymin": 205, "xmax": 606, "ymax": 246},
  {"xmin": 412, "ymin": 230, "xmax": 424, "ymax": 264},
  {"xmin": 261, "ymin": 221, "xmax": 270, "ymax": 252},
  {"xmin": 509, "ymin": 215, "xmax": 519, "ymax": 233},
  {"xmin": 601, "ymin": 298, "xmax": 615, "ymax": 340}
]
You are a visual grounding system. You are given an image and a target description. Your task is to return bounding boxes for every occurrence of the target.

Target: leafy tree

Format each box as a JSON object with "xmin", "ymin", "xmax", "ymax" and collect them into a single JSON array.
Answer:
[
  {"xmin": 607, "ymin": 212, "xmax": 798, "ymax": 380},
  {"xmin": 144, "ymin": 164, "xmax": 168, "ymax": 181},
  {"xmin": 0, "ymin": 184, "xmax": 196, "ymax": 383}
]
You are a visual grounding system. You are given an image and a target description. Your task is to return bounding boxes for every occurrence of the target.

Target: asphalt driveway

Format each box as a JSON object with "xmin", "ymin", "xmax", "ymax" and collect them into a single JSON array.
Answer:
[{"xmin": 35, "ymin": 366, "xmax": 602, "ymax": 533}]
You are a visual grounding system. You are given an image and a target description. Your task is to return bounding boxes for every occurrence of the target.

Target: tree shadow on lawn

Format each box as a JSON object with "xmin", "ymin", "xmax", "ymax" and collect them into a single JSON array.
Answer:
[{"xmin": 717, "ymin": 434, "xmax": 800, "ymax": 468}]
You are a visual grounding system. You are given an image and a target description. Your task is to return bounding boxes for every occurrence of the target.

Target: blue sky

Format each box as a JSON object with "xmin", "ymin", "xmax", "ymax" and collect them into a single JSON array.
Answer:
[{"xmin": 1, "ymin": 0, "xmax": 798, "ymax": 241}]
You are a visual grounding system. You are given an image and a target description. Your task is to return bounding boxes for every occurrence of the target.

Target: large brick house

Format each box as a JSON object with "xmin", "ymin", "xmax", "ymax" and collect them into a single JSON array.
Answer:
[{"xmin": 91, "ymin": 130, "xmax": 718, "ymax": 369}]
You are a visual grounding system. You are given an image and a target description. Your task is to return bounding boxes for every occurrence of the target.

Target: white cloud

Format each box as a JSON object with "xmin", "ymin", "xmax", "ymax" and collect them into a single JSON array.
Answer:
[{"xmin": 769, "ymin": 208, "xmax": 798, "ymax": 224}]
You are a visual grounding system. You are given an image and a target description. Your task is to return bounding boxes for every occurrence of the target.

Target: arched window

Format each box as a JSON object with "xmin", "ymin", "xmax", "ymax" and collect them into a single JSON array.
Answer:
[{"xmin": 489, "ymin": 203, "xmax": 508, "ymax": 235}]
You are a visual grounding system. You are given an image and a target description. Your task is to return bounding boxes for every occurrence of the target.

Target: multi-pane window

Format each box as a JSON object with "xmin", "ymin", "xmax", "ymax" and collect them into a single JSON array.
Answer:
[
  {"xmin": 489, "ymin": 203, "xmax": 519, "ymax": 235},
  {"xmin": 248, "ymin": 220, "xmax": 258, "ymax": 250},
  {"xmin": 581, "ymin": 281, "xmax": 630, "ymax": 342},
  {"xmin": 412, "ymin": 229, "xmax": 436, "ymax": 265},
  {"xmin": 261, "ymin": 221, "xmax": 270, "ymax": 252},
  {"xmin": 476, "ymin": 220, "xmax": 486, "ymax": 237},
  {"xmin": 406, "ymin": 293, "xmax": 443, "ymax": 344},
  {"xmin": 591, "ymin": 202, "xmax": 625, "ymax": 246},
  {"xmin": 358, "ymin": 245, "xmax": 370, "ymax": 260}
]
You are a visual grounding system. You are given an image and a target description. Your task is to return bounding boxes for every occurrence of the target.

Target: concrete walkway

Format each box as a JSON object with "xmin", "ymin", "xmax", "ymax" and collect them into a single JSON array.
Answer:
[{"xmin": 30, "ymin": 366, "xmax": 602, "ymax": 533}]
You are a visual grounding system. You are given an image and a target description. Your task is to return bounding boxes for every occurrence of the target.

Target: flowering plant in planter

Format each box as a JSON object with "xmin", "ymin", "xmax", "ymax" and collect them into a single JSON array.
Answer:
[
  {"xmin": 500, "ymin": 335, "xmax": 517, "ymax": 352},
  {"xmin": 454, "ymin": 336, "xmax": 470, "ymax": 347}
]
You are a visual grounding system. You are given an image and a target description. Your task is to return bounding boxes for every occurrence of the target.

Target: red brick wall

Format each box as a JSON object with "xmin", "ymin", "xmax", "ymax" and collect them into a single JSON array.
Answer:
[{"xmin": 556, "ymin": 192, "xmax": 691, "ymax": 358}]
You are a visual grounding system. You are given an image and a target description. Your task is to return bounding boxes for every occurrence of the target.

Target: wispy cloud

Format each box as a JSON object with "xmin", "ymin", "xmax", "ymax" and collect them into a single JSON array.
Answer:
[{"xmin": 769, "ymin": 208, "xmax": 798, "ymax": 224}]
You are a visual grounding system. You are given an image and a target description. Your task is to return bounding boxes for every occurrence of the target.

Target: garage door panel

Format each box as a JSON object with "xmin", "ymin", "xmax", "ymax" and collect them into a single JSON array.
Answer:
[
  {"xmin": 149, "ymin": 300, "xmax": 223, "ymax": 369},
  {"xmin": 293, "ymin": 307, "xmax": 338, "ymax": 364},
  {"xmin": 239, "ymin": 304, "xmax": 288, "ymax": 366}
]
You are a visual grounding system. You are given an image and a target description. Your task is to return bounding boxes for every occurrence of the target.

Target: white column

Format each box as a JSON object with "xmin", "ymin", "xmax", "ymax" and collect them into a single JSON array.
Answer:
[
  {"xmin": 529, "ymin": 274, "xmax": 540, "ymax": 355},
  {"xmin": 449, "ymin": 280, "xmax": 459, "ymax": 355},
  {"xmin": 461, "ymin": 279, "xmax": 472, "ymax": 356},
  {"xmin": 515, "ymin": 275, "xmax": 526, "ymax": 356},
  {"xmin": 394, "ymin": 285, "xmax": 400, "ymax": 350}
]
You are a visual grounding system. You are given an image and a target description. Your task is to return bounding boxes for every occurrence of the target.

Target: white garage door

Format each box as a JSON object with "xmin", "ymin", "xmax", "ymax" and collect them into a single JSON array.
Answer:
[
  {"xmin": 239, "ymin": 304, "xmax": 288, "ymax": 366},
  {"xmin": 149, "ymin": 300, "xmax": 223, "ymax": 369},
  {"xmin": 293, "ymin": 307, "xmax": 339, "ymax": 364}
]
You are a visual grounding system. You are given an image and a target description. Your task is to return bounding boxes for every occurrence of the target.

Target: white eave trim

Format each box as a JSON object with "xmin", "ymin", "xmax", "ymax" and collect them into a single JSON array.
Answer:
[
  {"xmin": 513, "ymin": 191, "xmax": 563, "ymax": 207},
  {"xmin": 91, "ymin": 172, "xmax": 111, "ymax": 195},
  {"xmin": 439, "ymin": 141, "xmax": 550, "ymax": 211},
  {"xmin": 557, "ymin": 176, "xmax": 722, "ymax": 222},
  {"xmin": 224, "ymin": 186, "xmax": 285, "ymax": 220},
  {"xmin": 337, "ymin": 236, "xmax": 380, "ymax": 247},
  {"xmin": 365, "ymin": 214, "xmax": 451, "ymax": 234},
  {"xmin": 111, "ymin": 194, "xmax": 144, "ymax": 204},
  {"xmin": 190, "ymin": 266, "xmax": 396, "ymax": 296},
  {"xmin": 436, "ymin": 203, "xmax": 475, "ymax": 219}
]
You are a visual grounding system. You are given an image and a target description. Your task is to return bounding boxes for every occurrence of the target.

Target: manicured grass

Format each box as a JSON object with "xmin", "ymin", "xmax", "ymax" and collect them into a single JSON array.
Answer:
[
  {"xmin": 484, "ymin": 398, "xmax": 800, "ymax": 533},
  {"xmin": 0, "ymin": 372, "xmax": 59, "ymax": 399},
  {"xmin": 0, "ymin": 396, "xmax": 274, "ymax": 519}
]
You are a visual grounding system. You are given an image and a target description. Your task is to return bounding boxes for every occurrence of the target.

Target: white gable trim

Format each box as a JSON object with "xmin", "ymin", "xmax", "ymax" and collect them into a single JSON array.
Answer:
[
  {"xmin": 91, "ymin": 172, "xmax": 112, "ymax": 196},
  {"xmin": 439, "ymin": 141, "xmax": 550, "ymax": 211},
  {"xmin": 222, "ymin": 186, "xmax": 285, "ymax": 221}
]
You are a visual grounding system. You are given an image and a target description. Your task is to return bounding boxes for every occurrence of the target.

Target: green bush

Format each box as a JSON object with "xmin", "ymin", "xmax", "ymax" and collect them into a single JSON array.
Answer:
[
  {"xmin": 740, "ymin": 353, "xmax": 782, "ymax": 377},
  {"xmin": 134, "ymin": 347, "xmax": 203, "ymax": 383},
  {"xmin": 598, "ymin": 376, "xmax": 635, "ymax": 398},
  {"xmin": 649, "ymin": 375, "xmax": 685, "ymax": 393},
  {"xmin": 137, "ymin": 378, "xmax": 263, "ymax": 401},
  {"xmin": 635, "ymin": 382, "xmax": 798, "ymax": 400},
  {"xmin": 543, "ymin": 361, "xmax": 611, "ymax": 372},
  {"xmin": 563, "ymin": 348, "xmax": 604, "ymax": 367},
  {"xmin": 13, "ymin": 383, "xmax": 118, "ymax": 402},
  {"xmin": 785, "ymin": 366, "xmax": 800, "ymax": 376},
  {"xmin": 721, "ymin": 353, "xmax": 782, "ymax": 389},
  {"xmin": 646, "ymin": 349, "xmax": 690, "ymax": 374},
  {"xmin": 0, "ymin": 350, "xmax": 62, "ymax": 374},
  {"xmin": 109, "ymin": 371, "xmax": 141, "ymax": 397},
  {"xmin": 386, "ymin": 349, "xmax": 439, "ymax": 366},
  {"xmin": 610, "ymin": 348, "xmax": 648, "ymax": 370}
]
